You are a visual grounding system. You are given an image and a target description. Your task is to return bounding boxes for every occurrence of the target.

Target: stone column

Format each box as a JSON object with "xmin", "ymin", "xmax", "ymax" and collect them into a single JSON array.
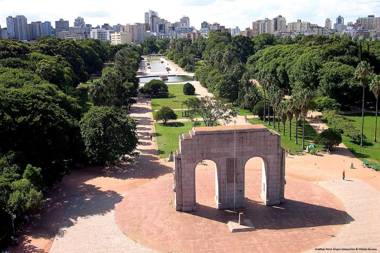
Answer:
[
  {"xmin": 180, "ymin": 163, "xmax": 196, "ymax": 211},
  {"xmin": 264, "ymin": 155, "xmax": 282, "ymax": 206},
  {"xmin": 174, "ymin": 154, "xmax": 183, "ymax": 211}
]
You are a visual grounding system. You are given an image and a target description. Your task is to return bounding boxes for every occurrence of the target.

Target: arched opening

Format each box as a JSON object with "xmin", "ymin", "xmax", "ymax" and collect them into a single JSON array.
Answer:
[
  {"xmin": 244, "ymin": 157, "xmax": 267, "ymax": 204},
  {"xmin": 195, "ymin": 160, "xmax": 218, "ymax": 208}
]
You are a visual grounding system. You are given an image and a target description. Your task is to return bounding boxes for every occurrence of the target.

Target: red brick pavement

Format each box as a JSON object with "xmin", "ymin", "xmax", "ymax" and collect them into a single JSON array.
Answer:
[{"xmin": 116, "ymin": 160, "xmax": 350, "ymax": 253}]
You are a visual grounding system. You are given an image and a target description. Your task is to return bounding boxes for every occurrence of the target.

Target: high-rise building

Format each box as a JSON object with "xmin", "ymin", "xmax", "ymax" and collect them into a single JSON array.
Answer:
[
  {"xmin": 336, "ymin": 15, "xmax": 344, "ymax": 25},
  {"xmin": 325, "ymin": 18, "xmax": 332, "ymax": 30},
  {"xmin": 113, "ymin": 24, "xmax": 125, "ymax": 32},
  {"xmin": 90, "ymin": 28, "xmax": 110, "ymax": 41},
  {"xmin": 375, "ymin": 17, "xmax": 380, "ymax": 31},
  {"xmin": 334, "ymin": 15, "xmax": 346, "ymax": 32},
  {"xmin": 55, "ymin": 19, "xmax": 69, "ymax": 34},
  {"xmin": 180, "ymin": 16, "xmax": 190, "ymax": 27},
  {"xmin": 101, "ymin": 23, "xmax": 112, "ymax": 30},
  {"xmin": 133, "ymin": 23, "xmax": 146, "ymax": 43},
  {"xmin": 144, "ymin": 10, "xmax": 159, "ymax": 32},
  {"xmin": 74, "ymin": 17, "xmax": 85, "ymax": 28},
  {"xmin": 201, "ymin": 21, "xmax": 209, "ymax": 29},
  {"xmin": 41, "ymin": 21, "xmax": 53, "ymax": 37},
  {"xmin": 6, "ymin": 16, "xmax": 15, "ymax": 39},
  {"xmin": 252, "ymin": 19, "xmax": 272, "ymax": 34},
  {"xmin": 0, "ymin": 26, "xmax": 8, "ymax": 39},
  {"xmin": 272, "ymin": 15, "xmax": 286, "ymax": 32},
  {"xmin": 230, "ymin": 26, "xmax": 241, "ymax": 36},
  {"xmin": 287, "ymin": 19, "xmax": 311, "ymax": 33},
  {"xmin": 124, "ymin": 23, "xmax": 147, "ymax": 43},
  {"xmin": 356, "ymin": 15, "xmax": 376, "ymax": 30},
  {"xmin": 14, "ymin": 15, "xmax": 28, "ymax": 40},
  {"xmin": 29, "ymin": 21, "xmax": 42, "ymax": 40}
]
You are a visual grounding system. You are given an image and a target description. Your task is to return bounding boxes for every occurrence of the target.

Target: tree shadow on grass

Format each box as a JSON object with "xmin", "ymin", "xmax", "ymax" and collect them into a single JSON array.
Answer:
[
  {"xmin": 161, "ymin": 122, "xmax": 185, "ymax": 127},
  {"xmin": 347, "ymin": 148, "xmax": 370, "ymax": 159}
]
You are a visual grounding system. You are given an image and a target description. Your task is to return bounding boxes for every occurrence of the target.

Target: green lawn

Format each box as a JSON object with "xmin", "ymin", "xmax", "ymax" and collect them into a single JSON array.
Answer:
[
  {"xmin": 237, "ymin": 108, "xmax": 252, "ymax": 116},
  {"xmin": 339, "ymin": 115, "xmax": 380, "ymax": 168},
  {"xmin": 151, "ymin": 84, "xmax": 195, "ymax": 114},
  {"xmin": 249, "ymin": 118, "xmax": 321, "ymax": 154},
  {"xmin": 155, "ymin": 121, "xmax": 199, "ymax": 158}
]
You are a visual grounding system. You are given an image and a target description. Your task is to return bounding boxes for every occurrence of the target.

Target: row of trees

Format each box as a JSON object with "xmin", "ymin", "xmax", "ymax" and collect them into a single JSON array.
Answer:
[{"xmin": 0, "ymin": 39, "xmax": 141, "ymax": 247}]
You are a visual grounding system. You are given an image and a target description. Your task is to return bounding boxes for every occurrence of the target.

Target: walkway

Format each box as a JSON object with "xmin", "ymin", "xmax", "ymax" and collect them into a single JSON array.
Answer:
[
  {"xmin": 309, "ymin": 179, "xmax": 380, "ymax": 251},
  {"xmin": 11, "ymin": 57, "xmax": 380, "ymax": 253},
  {"xmin": 48, "ymin": 98, "xmax": 161, "ymax": 253},
  {"xmin": 50, "ymin": 211, "xmax": 155, "ymax": 253}
]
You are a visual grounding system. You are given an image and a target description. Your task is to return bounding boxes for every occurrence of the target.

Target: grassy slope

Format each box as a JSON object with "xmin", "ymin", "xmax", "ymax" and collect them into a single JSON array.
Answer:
[
  {"xmin": 237, "ymin": 108, "xmax": 252, "ymax": 116},
  {"xmin": 341, "ymin": 115, "xmax": 380, "ymax": 167},
  {"xmin": 249, "ymin": 118, "xmax": 320, "ymax": 154},
  {"xmin": 151, "ymin": 84, "xmax": 195, "ymax": 115}
]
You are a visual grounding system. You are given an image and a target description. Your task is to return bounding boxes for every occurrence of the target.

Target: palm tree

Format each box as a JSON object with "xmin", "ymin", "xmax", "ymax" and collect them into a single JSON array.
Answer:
[
  {"xmin": 286, "ymin": 99, "xmax": 295, "ymax": 140},
  {"xmin": 293, "ymin": 86, "xmax": 314, "ymax": 150},
  {"xmin": 260, "ymin": 75, "xmax": 269, "ymax": 124},
  {"xmin": 355, "ymin": 61, "xmax": 373, "ymax": 146},
  {"xmin": 292, "ymin": 92, "xmax": 302, "ymax": 145},
  {"xmin": 370, "ymin": 75, "xmax": 380, "ymax": 142},
  {"xmin": 268, "ymin": 83, "xmax": 283, "ymax": 130},
  {"xmin": 279, "ymin": 100, "xmax": 288, "ymax": 135}
]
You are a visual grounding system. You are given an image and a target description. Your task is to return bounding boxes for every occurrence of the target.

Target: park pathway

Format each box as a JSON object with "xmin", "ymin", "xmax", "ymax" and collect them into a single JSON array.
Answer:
[{"xmin": 48, "ymin": 98, "xmax": 160, "ymax": 253}]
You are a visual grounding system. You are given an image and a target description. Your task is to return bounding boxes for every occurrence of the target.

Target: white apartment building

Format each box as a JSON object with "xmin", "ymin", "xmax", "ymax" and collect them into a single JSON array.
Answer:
[{"xmin": 90, "ymin": 28, "xmax": 110, "ymax": 41}]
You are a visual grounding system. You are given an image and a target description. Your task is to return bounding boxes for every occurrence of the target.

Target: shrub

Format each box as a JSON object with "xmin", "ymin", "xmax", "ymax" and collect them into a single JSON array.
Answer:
[
  {"xmin": 140, "ymin": 79, "xmax": 168, "ymax": 98},
  {"xmin": 22, "ymin": 165, "xmax": 43, "ymax": 190},
  {"xmin": 313, "ymin": 96, "xmax": 341, "ymax": 112},
  {"xmin": 346, "ymin": 128, "xmax": 367, "ymax": 144},
  {"xmin": 183, "ymin": 82, "xmax": 195, "ymax": 95},
  {"xmin": 253, "ymin": 100, "xmax": 265, "ymax": 120},
  {"xmin": 240, "ymin": 87, "xmax": 261, "ymax": 111},
  {"xmin": 322, "ymin": 110, "xmax": 354, "ymax": 134},
  {"xmin": 7, "ymin": 179, "xmax": 43, "ymax": 215},
  {"xmin": 315, "ymin": 128, "xmax": 342, "ymax": 151},
  {"xmin": 154, "ymin": 106, "xmax": 177, "ymax": 124},
  {"xmin": 80, "ymin": 106, "xmax": 138, "ymax": 165}
]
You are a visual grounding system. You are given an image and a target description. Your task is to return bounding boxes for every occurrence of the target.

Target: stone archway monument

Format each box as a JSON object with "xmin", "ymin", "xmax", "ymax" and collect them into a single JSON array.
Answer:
[{"xmin": 174, "ymin": 125, "xmax": 285, "ymax": 212}]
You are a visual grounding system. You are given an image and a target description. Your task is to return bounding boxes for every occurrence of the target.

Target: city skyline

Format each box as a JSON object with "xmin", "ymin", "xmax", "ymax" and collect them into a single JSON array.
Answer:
[{"xmin": 0, "ymin": 0, "xmax": 379, "ymax": 29}]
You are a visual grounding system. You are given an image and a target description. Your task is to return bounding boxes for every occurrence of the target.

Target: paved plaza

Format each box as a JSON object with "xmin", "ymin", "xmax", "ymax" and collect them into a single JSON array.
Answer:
[{"xmin": 11, "ymin": 94, "xmax": 380, "ymax": 253}]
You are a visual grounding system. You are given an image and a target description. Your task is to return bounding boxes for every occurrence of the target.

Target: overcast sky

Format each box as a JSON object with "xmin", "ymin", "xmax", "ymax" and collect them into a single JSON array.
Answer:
[{"xmin": 1, "ymin": 0, "xmax": 379, "ymax": 29}]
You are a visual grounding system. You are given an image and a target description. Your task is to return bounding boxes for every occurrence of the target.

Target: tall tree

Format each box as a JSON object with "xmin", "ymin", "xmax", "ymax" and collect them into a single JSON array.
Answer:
[
  {"xmin": 355, "ymin": 61, "xmax": 373, "ymax": 146},
  {"xmin": 183, "ymin": 96, "xmax": 236, "ymax": 126},
  {"xmin": 279, "ymin": 100, "xmax": 288, "ymax": 135},
  {"xmin": 267, "ymin": 83, "xmax": 283, "ymax": 130},
  {"xmin": 286, "ymin": 99, "xmax": 295, "ymax": 140},
  {"xmin": 370, "ymin": 75, "xmax": 380, "ymax": 142},
  {"xmin": 293, "ymin": 85, "xmax": 314, "ymax": 150}
]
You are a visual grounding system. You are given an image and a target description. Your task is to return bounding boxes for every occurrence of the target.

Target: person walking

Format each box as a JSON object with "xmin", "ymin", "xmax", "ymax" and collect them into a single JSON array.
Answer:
[{"xmin": 342, "ymin": 170, "xmax": 346, "ymax": 180}]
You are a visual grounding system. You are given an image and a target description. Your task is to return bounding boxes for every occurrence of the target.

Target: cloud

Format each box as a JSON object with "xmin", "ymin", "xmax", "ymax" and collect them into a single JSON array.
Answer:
[
  {"xmin": 182, "ymin": 0, "xmax": 217, "ymax": 6},
  {"xmin": 80, "ymin": 11, "xmax": 109, "ymax": 18}
]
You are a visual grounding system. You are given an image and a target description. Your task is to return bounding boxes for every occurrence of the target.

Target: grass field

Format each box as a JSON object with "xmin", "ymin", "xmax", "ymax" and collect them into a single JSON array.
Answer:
[
  {"xmin": 340, "ymin": 115, "xmax": 380, "ymax": 168},
  {"xmin": 249, "ymin": 118, "xmax": 321, "ymax": 154},
  {"xmin": 151, "ymin": 84, "xmax": 195, "ymax": 116},
  {"xmin": 155, "ymin": 121, "xmax": 199, "ymax": 158},
  {"xmin": 237, "ymin": 108, "xmax": 252, "ymax": 116}
]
